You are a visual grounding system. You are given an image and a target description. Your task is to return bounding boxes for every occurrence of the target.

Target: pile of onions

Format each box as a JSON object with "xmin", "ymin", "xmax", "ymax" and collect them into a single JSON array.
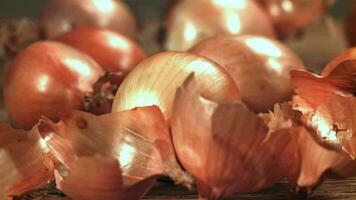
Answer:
[{"xmin": 40, "ymin": 0, "xmax": 137, "ymax": 39}]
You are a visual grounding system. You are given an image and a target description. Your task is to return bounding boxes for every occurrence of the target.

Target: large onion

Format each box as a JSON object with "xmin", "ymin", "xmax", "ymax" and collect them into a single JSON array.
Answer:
[
  {"xmin": 4, "ymin": 41, "xmax": 103, "ymax": 129},
  {"xmin": 256, "ymin": 0, "xmax": 326, "ymax": 37},
  {"xmin": 112, "ymin": 52, "xmax": 241, "ymax": 120},
  {"xmin": 40, "ymin": 0, "xmax": 137, "ymax": 39},
  {"xmin": 190, "ymin": 35, "xmax": 305, "ymax": 112},
  {"xmin": 58, "ymin": 28, "xmax": 146, "ymax": 73},
  {"xmin": 165, "ymin": 0, "xmax": 275, "ymax": 51}
]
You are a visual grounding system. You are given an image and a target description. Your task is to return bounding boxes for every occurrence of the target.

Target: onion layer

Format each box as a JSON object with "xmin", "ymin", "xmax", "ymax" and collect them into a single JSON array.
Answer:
[
  {"xmin": 165, "ymin": 0, "xmax": 275, "ymax": 51},
  {"xmin": 40, "ymin": 0, "xmax": 137, "ymax": 39},
  {"xmin": 190, "ymin": 35, "xmax": 305, "ymax": 112},
  {"xmin": 4, "ymin": 41, "xmax": 103, "ymax": 129},
  {"xmin": 112, "ymin": 52, "xmax": 240, "ymax": 121}
]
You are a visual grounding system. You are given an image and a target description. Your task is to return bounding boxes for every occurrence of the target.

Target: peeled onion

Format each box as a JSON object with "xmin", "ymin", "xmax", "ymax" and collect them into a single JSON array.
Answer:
[
  {"xmin": 112, "ymin": 52, "xmax": 241, "ymax": 120},
  {"xmin": 40, "ymin": 0, "xmax": 137, "ymax": 39},
  {"xmin": 58, "ymin": 28, "xmax": 146, "ymax": 73},
  {"xmin": 256, "ymin": 0, "xmax": 326, "ymax": 37},
  {"xmin": 4, "ymin": 41, "xmax": 103, "ymax": 129},
  {"xmin": 190, "ymin": 35, "xmax": 305, "ymax": 112},
  {"xmin": 165, "ymin": 0, "xmax": 275, "ymax": 51}
]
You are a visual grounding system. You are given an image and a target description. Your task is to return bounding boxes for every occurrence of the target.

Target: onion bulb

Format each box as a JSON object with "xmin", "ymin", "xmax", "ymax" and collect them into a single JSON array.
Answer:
[
  {"xmin": 40, "ymin": 0, "xmax": 137, "ymax": 39},
  {"xmin": 165, "ymin": 0, "xmax": 275, "ymax": 51},
  {"xmin": 58, "ymin": 28, "xmax": 146, "ymax": 73},
  {"xmin": 190, "ymin": 35, "xmax": 305, "ymax": 112},
  {"xmin": 0, "ymin": 124, "xmax": 53, "ymax": 197},
  {"xmin": 4, "ymin": 41, "xmax": 103, "ymax": 129},
  {"xmin": 112, "ymin": 52, "xmax": 241, "ymax": 121},
  {"xmin": 39, "ymin": 106, "xmax": 191, "ymax": 199},
  {"xmin": 171, "ymin": 76, "xmax": 292, "ymax": 199},
  {"xmin": 256, "ymin": 0, "xmax": 326, "ymax": 37}
]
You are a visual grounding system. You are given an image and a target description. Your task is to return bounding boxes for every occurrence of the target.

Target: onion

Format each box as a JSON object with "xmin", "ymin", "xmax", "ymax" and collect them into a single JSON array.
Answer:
[
  {"xmin": 256, "ymin": 0, "xmax": 326, "ymax": 37},
  {"xmin": 4, "ymin": 41, "xmax": 103, "ymax": 129},
  {"xmin": 40, "ymin": 0, "xmax": 137, "ymax": 39},
  {"xmin": 0, "ymin": 123, "xmax": 53, "ymax": 197},
  {"xmin": 58, "ymin": 28, "xmax": 146, "ymax": 73},
  {"xmin": 164, "ymin": 0, "xmax": 275, "ymax": 51},
  {"xmin": 346, "ymin": 3, "xmax": 356, "ymax": 46},
  {"xmin": 39, "ymin": 106, "xmax": 192, "ymax": 199},
  {"xmin": 190, "ymin": 35, "xmax": 305, "ymax": 112},
  {"xmin": 112, "ymin": 52, "xmax": 241, "ymax": 121},
  {"xmin": 171, "ymin": 76, "xmax": 292, "ymax": 199}
]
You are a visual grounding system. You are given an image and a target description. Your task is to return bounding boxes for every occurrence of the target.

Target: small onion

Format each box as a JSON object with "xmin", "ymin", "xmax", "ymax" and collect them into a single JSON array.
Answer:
[
  {"xmin": 256, "ymin": 0, "xmax": 326, "ymax": 37},
  {"xmin": 346, "ymin": 3, "xmax": 356, "ymax": 46},
  {"xmin": 190, "ymin": 35, "xmax": 305, "ymax": 112},
  {"xmin": 165, "ymin": 0, "xmax": 275, "ymax": 51},
  {"xmin": 4, "ymin": 41, "xmax": 103, "ymax": 129},
  {"xmin": 40, "ymin": 0, "xmax": 137, "ymax": 39},
  {"xmin": 0, "ymin": 124, "xmax": 53, "ymax": 197},
  {"xmin": 58, "ymin": 28, "xmax": 146, "ymax": 73},
  {"xmin": 112, "ymin": 52, "xmax": 241, "ymax": 120},
  {"xmin": 40, "ymin": 106, "xmax": 191, "ymax": 199}
]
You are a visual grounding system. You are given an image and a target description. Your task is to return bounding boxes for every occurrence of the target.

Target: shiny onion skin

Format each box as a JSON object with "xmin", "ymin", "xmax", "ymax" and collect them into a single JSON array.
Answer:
[
  {"xmin": 171, "ymin": 76, "xmax": 291, "ymax": 199},
  {"xmin": 112, "ymin": 52, "xmax": 241, "ymax": 120},
  {"xmin": 256, "ymin": 0, "xmax": 326, "ymax": 37},
  {"xmin": 40, "ymin": 0, "xmax": 137, "ymax": 39},
  {"xmin": 40, "ymin": 106, "xmax": 191, "ymax": 199},
  {"xmin": 322, "ymin": 48, "xmax": 356, "ymax": 77},
  {"xmin": 58, "ymin": 28, "xmax": 146, "ymax": 73},
  {"xmin": 4, "ymin": 41, "xmax": 103, "ymax": 129},
  {"xmin": 346, "ymin": 3, "xmax": 356, "ymax": 46},
  {"xmin": 165, "ymin": 0, "xmax": 275, "ymax": 51},
  {"xmin": 0, "ymin": 124, "xmax": 53, "ymax": 197},
  {"xmin": 190, "ymin": 35, "xmax": 305, "ymax": 112}
]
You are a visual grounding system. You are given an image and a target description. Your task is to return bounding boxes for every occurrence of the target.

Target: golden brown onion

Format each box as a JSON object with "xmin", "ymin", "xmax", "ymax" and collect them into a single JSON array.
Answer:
[
  {"xmin": 165, "ymin": 0, "xmax": 275, "ymax": 51},
  {"xmin": 190, "ymin": 35, "xmax": 305, "ymax": 112},
  {"xmin": 40, "ymin": 0, "xmax": 137, "ymax": 39},
  {"xmin": 40, "ymin": 106, "xmax": 191, "ymax": 199},
  {"xmin": 256, "ymin": 0, "xmax": 326, "ymax": 37},
  {"xmin": 0, "ymin": 124, "xmax": 53, "ymax": 197},
  {"xmin": 171, "ymin": 76, "xmax": 291, "ymax": 199},
  {"xmin": 112, "ymin": 52, "xmax": 240, "ymax": 121}
]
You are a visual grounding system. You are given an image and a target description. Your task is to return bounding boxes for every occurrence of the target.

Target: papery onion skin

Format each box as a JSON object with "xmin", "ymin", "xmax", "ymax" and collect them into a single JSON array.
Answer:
[
  {"xmin": 256, "ymin": 0, "xmax": 326, "ymax": 37},
  {"xmin": 165, "ymin": 0, "xmax": 275, "ymax": 51},
  {"xmin": 58, "ymin": 28, "xmax": 146, "ymax": 73},
  {"xmin": 346, "ymin": 3, "xmax": 356, "ymax": 46},
  {"xmin": 4, "ymin": 41, "xmax": 103, "ymax": 129},
  {"xmin": 322, "ymin": 48, "xmax": 356, "ymax": 77},
  {"xmin": 171, "ymin": 76, "xmax": 291, "ymax": 199},
  {"xmin": 40, "ymin": 0, "xmax": 137, "ymax": 39},
  {"xmin": 190, "ymin": 35, "xmax": 305, "ymax": 112},
  {"xmin": 112, "ymin": 52, "xmax": 241, "ymax": 121}
]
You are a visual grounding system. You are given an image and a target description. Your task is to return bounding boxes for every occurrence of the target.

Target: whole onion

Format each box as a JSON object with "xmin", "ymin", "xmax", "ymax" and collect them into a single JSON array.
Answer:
[
  {"xmin": 58, "ymin": 28, "xmax": 146, "ymax": 74},
  {"xmin": 165, "ymin": 0, "xmax": 275, "ymax": 51},
  {"xmin": 4, "ymin": 41, "xmax": 103, "ymax": 129},
  {"xmin": 40, "ymin": 0, "xmax": 137, "ymax": 39},
  {"xmin": 190, "ymin": 35, "xmax": 305, "ymax": 112}
]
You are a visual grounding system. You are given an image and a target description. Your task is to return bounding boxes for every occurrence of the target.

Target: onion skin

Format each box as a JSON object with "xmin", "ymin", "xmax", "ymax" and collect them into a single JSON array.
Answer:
[
  {"xmin": 58, "ymin": 28, "xmax": 146, "ymax": 73},
  {"xmin": 322, "ymin": 48, "xmax": 356, "ymax": 77},
  {"xmin": 256, "ymin": 0, "xmax": 325, "ymax": 37},
  {"xmin": 112, "ymin": 52, "xmax": 241, "ymax": 121},
  {"xmin": 40, "ymin": 0, "xmax": 137, "ymax": 39},
  {"xmin": 165, "ymin": 0, "xmax": 275, "ymax": 51},
  {"xmin": 4, "ymin": 41, "xmax": 103, "ymax": 129},
  {"xmin": 346, "ymin": 3, "xmax": 356, "ymax": 46},
  {"xmin": 190, "ymin": 35, "xmax": 305, "ymax": 112}
]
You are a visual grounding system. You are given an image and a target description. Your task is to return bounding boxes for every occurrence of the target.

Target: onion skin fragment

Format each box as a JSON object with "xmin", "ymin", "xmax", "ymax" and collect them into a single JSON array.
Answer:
[
  {"xmin": 0, "ymin": 124, "xmax": 54, "ymax": 197},
  {"xmin": 39, "ymin": 106, "xmax": 192, "ymax": 199},
  {"xmin": 322, "ymin": 49, "xmax": 356, "ymax": 77},
  {"xmin": 190, "ymin": 35, "xmax": 305, "ymax": 112},
  {"xmin": 171, "ymin": 75, "xmax": 291, "ymax": 200},
  {"xmin": 0, "ymin": 150, "xmax": 21, "ymax": 200},
  {"xmin": 40, "ymin": 0, "xmax": 137, "ymax": 39},
  {"xmin": 165, "ymin": 0, "xmax": 275, "ymax": 51},
  {"xmin": 112, "ymin": 52, "xmax": 241, "ymax": 121},
  {"xmin": 4, "ymin": 41, "xmax": 103, "ymax": 130},
  {"xmin": 58, "ymin": 28, "xmax": 146, "ymax": 73}
]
